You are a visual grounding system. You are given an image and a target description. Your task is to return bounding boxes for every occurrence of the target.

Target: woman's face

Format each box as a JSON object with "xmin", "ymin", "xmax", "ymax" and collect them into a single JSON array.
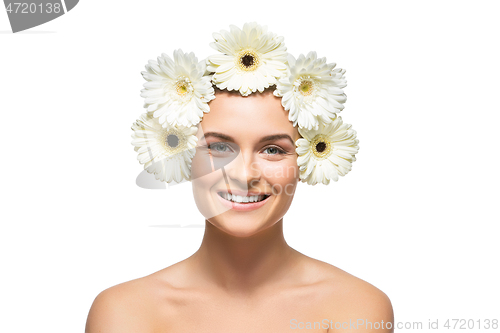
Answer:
[{"xmin": 191, "ymin": 90, "xmax": 300, "ymax": 237}]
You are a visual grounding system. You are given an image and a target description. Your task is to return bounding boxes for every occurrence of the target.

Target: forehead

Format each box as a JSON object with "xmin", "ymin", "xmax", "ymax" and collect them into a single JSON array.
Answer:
[{"xmin": 199, "ymin": 91, "xmax": 299, "ymax": 142}]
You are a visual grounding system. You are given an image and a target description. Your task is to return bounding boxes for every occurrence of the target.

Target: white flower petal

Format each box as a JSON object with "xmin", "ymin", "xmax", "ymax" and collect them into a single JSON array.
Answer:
[
  {"xmin": 207, "ymin": 22, "xmax": 288, "ymax": 96},
  {"xmin": 141, "ymin": 49, "xmax": 215, "ymax": 128},
  {"xmin": 296, "ymin": 116, "xmax": 358, "ymax": 185},
  {"xmin": 276, "ymin": 52, "xmax": 347, "ymax": 130},
  {"xmin": 131, "ymin": 113, "xmax": 198, "ymax": 184}
]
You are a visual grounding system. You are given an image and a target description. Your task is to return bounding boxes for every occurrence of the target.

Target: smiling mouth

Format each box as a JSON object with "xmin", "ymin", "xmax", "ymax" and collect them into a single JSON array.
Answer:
[{"xmin": 217, "ymin": 192, "xmax": 270, "ymax": 204}]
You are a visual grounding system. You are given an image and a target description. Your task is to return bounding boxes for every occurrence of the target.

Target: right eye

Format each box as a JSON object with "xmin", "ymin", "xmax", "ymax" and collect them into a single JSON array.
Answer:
[{"xmin": 208, "ymin": 142, "xmax": 234, "ymax": 155}]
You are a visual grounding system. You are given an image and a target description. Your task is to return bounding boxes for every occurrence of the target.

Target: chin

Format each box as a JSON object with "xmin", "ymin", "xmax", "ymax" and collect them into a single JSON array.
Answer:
[{"xmin": 207, "ymin": 213, "xmax": 276, "ymax": 238}]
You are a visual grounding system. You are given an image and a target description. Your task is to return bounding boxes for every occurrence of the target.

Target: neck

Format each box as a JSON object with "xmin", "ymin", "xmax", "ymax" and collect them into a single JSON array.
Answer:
[{"xmin": 191, "ymin": 218, "xmax": 297, "ymax": 295}]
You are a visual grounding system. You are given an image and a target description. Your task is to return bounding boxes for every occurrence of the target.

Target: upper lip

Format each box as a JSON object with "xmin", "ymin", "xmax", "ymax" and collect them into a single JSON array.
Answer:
[{"xmin": 216, "ymin": 189, "xmax": 271, "ymax": 196}]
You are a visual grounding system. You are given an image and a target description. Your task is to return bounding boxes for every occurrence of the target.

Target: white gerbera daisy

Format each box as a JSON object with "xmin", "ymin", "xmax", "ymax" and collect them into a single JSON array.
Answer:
[
  {"xmin": 295, "ymin": 115, "xmax": 359, "ymax": 185},
  {"xmin": 141, "ymin": 49, "xmax": 215, "ymax": 128},
  {"xmin": 274, "ymin": 52, "xmax": 347, "ymax": 131},
  {"xmin": 131, "ymin": 113, "xmax": 198, "ymax": 183},
  {"xmin": 207, "ymin": 22, "xmax": 288, "ymax": 96}
]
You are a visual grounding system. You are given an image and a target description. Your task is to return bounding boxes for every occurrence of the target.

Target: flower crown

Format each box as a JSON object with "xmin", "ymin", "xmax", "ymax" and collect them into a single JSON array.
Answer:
[{"xmin": 131, "ymin": 22, "xmax": 359, "ymax": 186}]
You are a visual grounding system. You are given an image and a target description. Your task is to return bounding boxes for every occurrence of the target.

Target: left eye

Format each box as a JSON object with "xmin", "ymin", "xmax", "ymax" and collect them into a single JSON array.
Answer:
[{"xmin": 263, "ymin": 146, "xmax": 285, "ymax": 155}]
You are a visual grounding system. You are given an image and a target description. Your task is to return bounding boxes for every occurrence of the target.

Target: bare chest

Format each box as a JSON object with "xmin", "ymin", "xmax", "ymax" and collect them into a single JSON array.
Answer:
[{"xmin": 151, "ymin": 290, "xmax": 332, "ymax": 333}]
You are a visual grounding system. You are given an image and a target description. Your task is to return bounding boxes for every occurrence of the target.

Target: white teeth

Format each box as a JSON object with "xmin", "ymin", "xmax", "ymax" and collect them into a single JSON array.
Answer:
[{"xmin": 219, "ymin": 192, "xmax": 268, "ymax": 203}]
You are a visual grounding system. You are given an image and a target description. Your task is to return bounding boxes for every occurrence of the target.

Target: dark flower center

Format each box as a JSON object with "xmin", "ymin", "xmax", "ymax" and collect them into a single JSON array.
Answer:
[
  {"xmin": 166, "ymin": 134, "xmax": 179, "ymax": 148},
  {"xmin": 316, "ymin": 141, "xmax": 326, "ymax": 153},
  {"xmin": 241, "ymin": 54, "xmax": 254, "ymax": 68}
]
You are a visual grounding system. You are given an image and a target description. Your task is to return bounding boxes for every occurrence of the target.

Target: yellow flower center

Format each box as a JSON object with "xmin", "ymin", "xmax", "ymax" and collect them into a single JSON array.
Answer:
[
  {"xmin": 236, "ymin": 49, "xmax": 260, "ymax": 72},
  {"xmin": 174, "ymin": 77, "xmax": 193, "ymax": 97},
  {"xmin": 177, "ymin": 84, "xmax": 188, "ymax": 95},
  {"xmin": 297, "ymin": 77, "xmax": 316, "ymax": 96},
  {"xmin": 299, "ymin": 80, "xmax": 313, "ymax": 95},
  {"xmin": 311, "ymin": 135, "xmax": 332, "ymax": 158}
]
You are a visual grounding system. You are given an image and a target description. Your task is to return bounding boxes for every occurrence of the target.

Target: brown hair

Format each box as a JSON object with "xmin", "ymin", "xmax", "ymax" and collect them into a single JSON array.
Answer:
[{"xmin": 213, "ymin": 85, "xmax": 277, "ymax": 96}]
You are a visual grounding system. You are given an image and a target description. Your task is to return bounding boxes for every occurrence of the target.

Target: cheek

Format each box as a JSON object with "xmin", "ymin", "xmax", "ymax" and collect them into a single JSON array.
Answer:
[
  {"xmin": 191, "ymin": 150, "xmax": 212, "ymax": 180},
  {"xmin": 191, "ymin": 148, "xmax": 237, "ymax": 181},
  {"xmin": 190, "ymin": 154, "xmax": 217, "ymax": 211},
  {"xmin": 262, "ymin": 159, "xmax": 299, "ymax": 196},
  {"xmin": 191, "ymin": 173, "xmax": 222, "ymax": 221}
]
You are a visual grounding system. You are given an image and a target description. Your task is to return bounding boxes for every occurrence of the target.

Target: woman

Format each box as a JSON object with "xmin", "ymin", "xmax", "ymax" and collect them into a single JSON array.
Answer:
[{"xmin": 85, "ymin": 23, "xmax": 394, "ymax": 332}]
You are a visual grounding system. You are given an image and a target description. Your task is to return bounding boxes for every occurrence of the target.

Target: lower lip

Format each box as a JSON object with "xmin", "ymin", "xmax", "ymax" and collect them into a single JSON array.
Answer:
[{"xmin": 216, "ymin": 192, "xmax": 271, "ymax": 211}]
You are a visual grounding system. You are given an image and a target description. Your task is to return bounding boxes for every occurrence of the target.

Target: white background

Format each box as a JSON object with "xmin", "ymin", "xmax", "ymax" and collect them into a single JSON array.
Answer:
[{"xmin": 1, "ymin": 1, "xmax": 499, "ymax": 332}]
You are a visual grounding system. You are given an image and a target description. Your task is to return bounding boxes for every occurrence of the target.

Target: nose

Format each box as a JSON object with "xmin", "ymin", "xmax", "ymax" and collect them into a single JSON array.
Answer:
[{"xmin": 224, "ymin": 149, "xmax": 261, "ymax": 189}]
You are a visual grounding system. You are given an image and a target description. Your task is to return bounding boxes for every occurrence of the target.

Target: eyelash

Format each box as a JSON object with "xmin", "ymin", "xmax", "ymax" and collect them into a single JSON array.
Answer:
[{"xmin": 204, "ymin": 143, "xmax": 287, "ymax": 155}]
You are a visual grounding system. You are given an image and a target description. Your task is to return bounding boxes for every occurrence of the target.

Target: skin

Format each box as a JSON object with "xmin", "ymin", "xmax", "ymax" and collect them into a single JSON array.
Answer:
[{"xmin": 85, "ymin": 90, "xmax": 394, "ymax": 333}]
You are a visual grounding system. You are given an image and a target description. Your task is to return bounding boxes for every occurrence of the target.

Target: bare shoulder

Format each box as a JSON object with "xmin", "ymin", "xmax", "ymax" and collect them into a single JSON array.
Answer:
[
  {"xmin": 85, "ymin": 277, "xmax": 151, "ymax": 333},
  {"xmin": 300, "ymin": 256, "xmax": 394, "ymax": 332},
  {"xmin": 85, "ymin": 272, "xmax": 176, "ymax": 333}
]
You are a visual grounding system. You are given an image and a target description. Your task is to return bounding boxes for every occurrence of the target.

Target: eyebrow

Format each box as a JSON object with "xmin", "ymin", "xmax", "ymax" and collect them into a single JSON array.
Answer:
[{"xmin": 201, "ymin": 132, "xmax": 295, "ymax": 145}]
